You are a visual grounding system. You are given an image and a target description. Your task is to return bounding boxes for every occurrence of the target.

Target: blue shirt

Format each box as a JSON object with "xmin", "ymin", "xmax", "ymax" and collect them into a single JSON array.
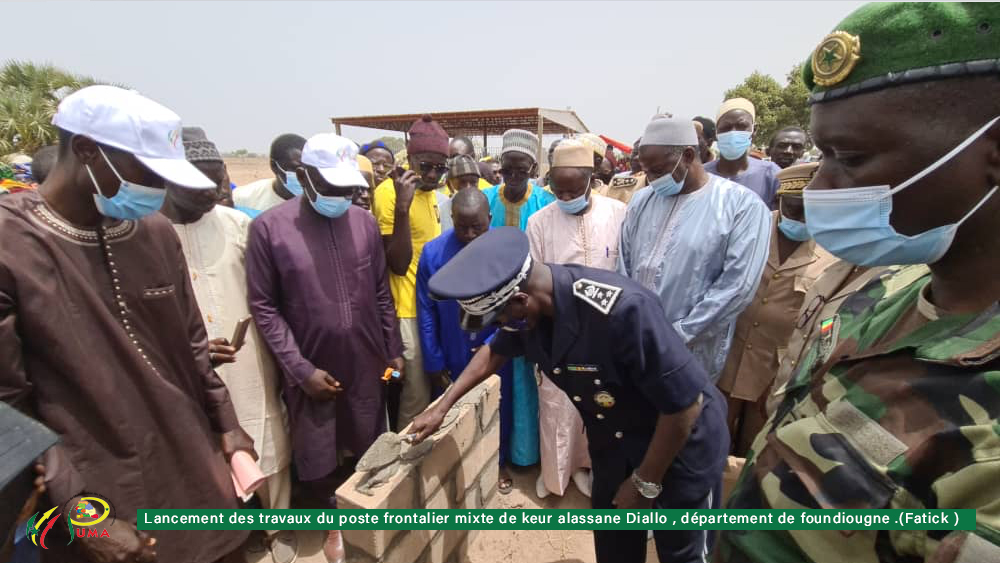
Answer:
[
  {"xmin": 416, "ymin": 229, "xmax": 499, "ymax": 374},
  {"xmin": 704, "ymin": 157, "xmax": 781, "ymax": 209}
]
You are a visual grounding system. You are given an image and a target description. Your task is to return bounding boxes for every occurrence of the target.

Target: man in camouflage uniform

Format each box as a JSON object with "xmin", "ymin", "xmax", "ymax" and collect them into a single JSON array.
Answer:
[{"xmin": 718, "ymin": 3, "xmax": 1000, "ymax": 562}]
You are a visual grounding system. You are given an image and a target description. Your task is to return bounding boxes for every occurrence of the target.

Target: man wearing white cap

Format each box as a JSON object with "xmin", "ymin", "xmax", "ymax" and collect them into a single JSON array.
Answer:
[
  {"xmin": 246, "ymin": 133, "xmax": 403, "ymax": 563},
  {"xmin": 619, "ymin": 115, "xmax": 771, "ymax": 382},
  {"xmin": 0, "ymin": 85, "xmax": 254, "ymax": 562},
  {"xmin": 526, "ymin": 140, "xmax": 627, "ymax": 499},
  {"xmin": 704, "ymin": 97, "xmax": 782, "ymax": 208}
]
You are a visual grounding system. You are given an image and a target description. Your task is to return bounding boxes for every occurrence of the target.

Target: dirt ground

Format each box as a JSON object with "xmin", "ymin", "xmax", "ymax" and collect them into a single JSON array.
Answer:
[{"xmin": 225, "ymin": 156, "xmax": 272, "ymax": 186}]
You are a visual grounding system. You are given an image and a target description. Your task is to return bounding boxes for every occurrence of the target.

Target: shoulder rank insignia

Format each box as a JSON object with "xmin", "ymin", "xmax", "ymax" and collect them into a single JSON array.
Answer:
[
  {"xmin": 609, "ymin": 176, "xmax": 638, "ymax": 189},
  {"xmin": 573, "ymin": 278, "xmax": 623, "ymax": 315}
]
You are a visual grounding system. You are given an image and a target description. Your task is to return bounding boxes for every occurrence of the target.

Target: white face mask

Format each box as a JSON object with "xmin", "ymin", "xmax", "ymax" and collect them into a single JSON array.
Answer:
[{"xmin": 803, "ymin": 115, "xmax": 1000, "ymax": 266}]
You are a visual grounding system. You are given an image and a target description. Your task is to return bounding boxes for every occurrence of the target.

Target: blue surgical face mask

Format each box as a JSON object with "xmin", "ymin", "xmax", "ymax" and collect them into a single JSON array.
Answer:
[
  {"xmin": 777, "ymin": 216, "xmax": 810, "ymax": 242},
  {"xmin": 649, "ymin": 154, "xmax": 687, "ymax": 197},
  {"xmin": 275, "ymin": 163, "xmax": 304, "ymax": 197},
  {"xmin": 717, "ymin": 130, "xmax": 753, "ymax": 160},
  {"xmin": 304, "ymin": 174, "xmax": 352, "ymax": 219},
  {"xmin": 86, "ymin": 147, "xmax": 166, "ymax": 221},
  {"xmin": 556, "ymin": 183, "xmax": 591, "ymax": 215},
  {"xmin": 804, "ymin": 116, "xmax": 1000, "ymax": 267}
]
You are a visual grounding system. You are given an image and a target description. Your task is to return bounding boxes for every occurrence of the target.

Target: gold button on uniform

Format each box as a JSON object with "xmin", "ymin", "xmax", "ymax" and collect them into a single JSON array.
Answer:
[
  {"xmin": 553, "ymin": 367, "xmax": 562, "ymax": 375},
  {"xmin": 596, "ymin": 413, "xmax": 605, "ymax": 420},
  {"xmin": 762, "ymin": 298, "xmax": 769, "ymax": 304},
  {"xmin": 746, "ymin": 344, "xmax": 753, "ymax": 350},
  {"xmin": 573, "ymin": 395, "xmax": 582, "ymax": 402},
  {"xmin": 614, "ymin": 431, "xmax": 623, "ymax": 439}
]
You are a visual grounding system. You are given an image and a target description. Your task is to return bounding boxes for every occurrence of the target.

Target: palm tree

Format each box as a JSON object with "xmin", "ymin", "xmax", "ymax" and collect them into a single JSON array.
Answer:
[{"xmin": 0, "ymin": 61, "xmax": 114, "ymax": 155}]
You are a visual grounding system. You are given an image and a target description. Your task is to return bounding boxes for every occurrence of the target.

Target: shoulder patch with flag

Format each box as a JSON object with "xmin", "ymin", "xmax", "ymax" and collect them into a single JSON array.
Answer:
[{"xmin": 573, "ymin": 279, "xmax": 622, "ymax": 315}]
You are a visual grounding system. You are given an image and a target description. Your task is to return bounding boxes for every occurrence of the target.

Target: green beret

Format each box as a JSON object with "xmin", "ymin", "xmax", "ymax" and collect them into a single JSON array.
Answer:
[{"xmin": 804, "ymin": 2, "xmax": 1000, "ymax": 103}]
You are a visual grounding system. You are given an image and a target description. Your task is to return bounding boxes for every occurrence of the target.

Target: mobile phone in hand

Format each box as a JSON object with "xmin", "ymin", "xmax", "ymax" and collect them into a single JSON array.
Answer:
[{"xmin": 231, "ymin": 316, "xmax": 252, "ymax": 351}]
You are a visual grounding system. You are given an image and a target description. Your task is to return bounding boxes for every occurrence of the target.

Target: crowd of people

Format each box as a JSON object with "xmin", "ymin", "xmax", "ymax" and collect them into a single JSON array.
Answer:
[{"xmin": 2, "ymin": 2, "xmax": 999, "ymax": 563}]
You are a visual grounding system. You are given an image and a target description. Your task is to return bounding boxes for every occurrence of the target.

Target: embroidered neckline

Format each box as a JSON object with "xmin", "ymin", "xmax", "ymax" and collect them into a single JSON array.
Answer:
[{"xmin": 30, "ymin": 200, "xmax": 135, "ymax": 245}]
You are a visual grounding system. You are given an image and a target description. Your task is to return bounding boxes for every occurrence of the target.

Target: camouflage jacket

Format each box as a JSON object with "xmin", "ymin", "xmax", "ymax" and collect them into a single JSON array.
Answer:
[{"xmin": 719, "ymin": 270, "xmax": 1000, "ymax": 563}]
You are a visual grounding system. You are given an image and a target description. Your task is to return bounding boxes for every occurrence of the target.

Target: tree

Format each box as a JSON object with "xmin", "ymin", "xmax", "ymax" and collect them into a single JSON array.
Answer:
[
  {"xmin": 723, "ymin": 63, "xmax": 811, "ymax": 147},
  {"xmin": 372, "ymin": 136, "xmax": 405, "ymax": 155},
  {"xmin": 0, "ymin": 61, "xmax": 119, "ymax": 155}
]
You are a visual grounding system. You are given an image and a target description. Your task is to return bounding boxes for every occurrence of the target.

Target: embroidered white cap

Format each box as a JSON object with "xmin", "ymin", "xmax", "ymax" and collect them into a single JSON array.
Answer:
[
  {"xmin": 53, "ymin": 85, "xmax": 214, "ymax": 189},
  {"xmin": 301, "ymin": 133, "xmax": 368, "ymax": 188}
]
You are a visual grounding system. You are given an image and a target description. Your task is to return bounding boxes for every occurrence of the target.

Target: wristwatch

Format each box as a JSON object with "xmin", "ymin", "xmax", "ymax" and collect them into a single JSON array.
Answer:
[{"xmin": 631, "ymin": 472, "xmax": 663, "ymax": 499}]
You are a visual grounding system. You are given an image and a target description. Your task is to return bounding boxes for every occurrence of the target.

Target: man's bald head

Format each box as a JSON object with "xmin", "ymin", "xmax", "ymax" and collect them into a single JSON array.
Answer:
[{"xmin": 452, "ymin": 189, "xmax": 491, "ymax": 244}]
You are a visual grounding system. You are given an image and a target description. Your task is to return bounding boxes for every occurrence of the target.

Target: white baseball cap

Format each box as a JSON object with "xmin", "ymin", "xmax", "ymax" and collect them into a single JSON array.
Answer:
[
  {"xmin": 301, "ymin": 133, "xmax": 368, "ymax": 188},
  {"xmin": 53, "ymin": 85, "xmax": 214, "ymax": 189}
]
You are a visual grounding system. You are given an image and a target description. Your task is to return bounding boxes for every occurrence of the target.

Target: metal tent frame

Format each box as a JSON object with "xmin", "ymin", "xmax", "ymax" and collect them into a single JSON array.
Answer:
[{"xmin": 331, "ymin": 108, "xmax": 590, "ymax": 163}]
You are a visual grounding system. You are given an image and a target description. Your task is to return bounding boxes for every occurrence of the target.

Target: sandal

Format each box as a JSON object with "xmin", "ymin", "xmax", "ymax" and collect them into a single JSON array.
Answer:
[{"xmin": 498, "ymin": 477, "xmax": 514, "ymax": 495}]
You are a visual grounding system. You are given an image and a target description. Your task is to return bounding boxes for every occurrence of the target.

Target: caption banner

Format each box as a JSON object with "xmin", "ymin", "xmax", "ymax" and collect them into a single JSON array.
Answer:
[{"xmin": 137, "ymin": 509, "xmax": 973, "ymax": 531}]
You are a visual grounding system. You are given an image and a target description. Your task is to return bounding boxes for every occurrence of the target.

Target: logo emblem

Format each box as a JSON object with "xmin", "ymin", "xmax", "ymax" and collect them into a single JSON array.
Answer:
[
  {"xmin": 167, "ymin": 127, "xmax": 181, "ymax": 148},
  {"xmin": 25, "ymin": 494, "xmax": 115, "ymax": 549},
  {"xmin": 594, "ymin": 391, "xmax": 616, "ymax": 408},
  {"xmin": 811, "ymin": 31, "xmax": 861, "ymax": 87}
]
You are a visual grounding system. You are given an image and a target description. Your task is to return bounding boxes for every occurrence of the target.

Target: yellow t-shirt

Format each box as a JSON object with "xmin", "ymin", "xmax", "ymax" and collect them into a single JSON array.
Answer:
[
  {"xmin": 478, "ymin": 177, "xmax": 494, "ymax": 190},
  {"xmin": 373, "ymin": 179, "xmax": 441, "ymax": 318}
]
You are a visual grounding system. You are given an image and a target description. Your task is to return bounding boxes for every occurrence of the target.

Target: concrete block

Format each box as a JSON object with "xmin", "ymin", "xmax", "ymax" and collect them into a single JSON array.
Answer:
[
  {"xmin": 337, "ymin": 466, "xmax": 416, "ymax": 559},
  {"xmin": 478, "ymin": 451, "xmax": 500, "ymax": 505},
  {"xmin": 418, "ymin": 402, "xmax": 477, "ymax": 497},
  {"xmin": 479, "ymin": 375, "xmax": 501, "ymax": 431},
  {"xmin": 425, "ymin": 477, "xmax": 458, "ymax": 511},
  {"xmin": 426, "ymin": 528, "xmax": 467, "ymax": 563},
  {"xmin": 383, "ymin": 529, "xmax": 434, "ymax": 563},
  {"xmin": 455, "ymin": 418, "xmax": 499, "ymax": 500}
]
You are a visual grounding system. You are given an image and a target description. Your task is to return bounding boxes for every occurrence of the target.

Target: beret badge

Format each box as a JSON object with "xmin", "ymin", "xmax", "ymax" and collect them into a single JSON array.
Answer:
[{"xmin": 811, "ymin": 31, "xmax": 862, "ymax": 87}]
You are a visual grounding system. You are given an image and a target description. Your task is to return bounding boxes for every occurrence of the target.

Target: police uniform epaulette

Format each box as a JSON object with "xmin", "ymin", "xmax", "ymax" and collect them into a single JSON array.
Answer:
[
  {"xmin": 572, "ymin": 278, "xmax": 623, "ymax": 315},
  {"xmin": 609, "ymin": 176, "xmax": 638, "ymax": 189}
]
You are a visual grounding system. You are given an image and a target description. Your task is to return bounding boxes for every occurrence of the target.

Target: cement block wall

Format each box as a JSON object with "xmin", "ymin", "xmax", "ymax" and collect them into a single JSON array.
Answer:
[{"xmin": 336, "ymin": 375, "xmax": 501, "ymax": 563}]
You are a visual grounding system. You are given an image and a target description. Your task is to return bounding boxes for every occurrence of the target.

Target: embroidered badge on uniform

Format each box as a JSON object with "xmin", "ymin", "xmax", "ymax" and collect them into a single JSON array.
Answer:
[
  {"xmin": 573, "ymin": 278, "xmax": 623, "ymax": 315},
  {"xmin": 567, "ymin": 364, "xmax": 599, "ymax": 373},
  {"xmin": 817, "ymin": 314, "xmax": 841, "ymax": 364},
  {"xmin": 610, "ymin": 177, "xmax": 638, "ymax": 188},
  {"xmin": 594, "ymin": 391, "xmax": 616, "ymax": 408}
]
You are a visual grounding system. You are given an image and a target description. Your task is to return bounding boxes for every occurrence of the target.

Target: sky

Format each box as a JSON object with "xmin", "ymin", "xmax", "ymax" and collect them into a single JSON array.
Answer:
[{"xmin": 7, "ymin": 1, "xmax": 866, "ymax": 152}]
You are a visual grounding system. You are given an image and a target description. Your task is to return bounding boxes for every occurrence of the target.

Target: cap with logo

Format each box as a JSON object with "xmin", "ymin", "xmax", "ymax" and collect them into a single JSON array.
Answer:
[
  {"xmin": 301, "ymin": 133, "xmax": 368, "ymax": 188},
  {"xmin": 428, "ymin": 227, "xmax": 532, "ymax": 330},
  {"xmin": 804, "ymin": 3, "xmax": 1000, "ymax": 103},
  {"xmin": 53, "ymin": 85, "xmax": 214, "ymax": 189}
]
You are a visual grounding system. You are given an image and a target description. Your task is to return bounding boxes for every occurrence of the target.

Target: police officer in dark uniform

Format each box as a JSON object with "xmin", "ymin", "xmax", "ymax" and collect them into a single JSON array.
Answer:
[{"xmin": 410, "ymin": 227, "xmax": 729, "ymax": 563}]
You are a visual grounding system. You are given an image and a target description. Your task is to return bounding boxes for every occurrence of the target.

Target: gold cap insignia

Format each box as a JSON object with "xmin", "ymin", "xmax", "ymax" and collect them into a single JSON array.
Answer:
[
  {"xmin": 594, "ymin": 391, "xmax": 616, "ymax": 408},
  {"xmin": 811, "ymin": 31, "xmax": 861, "ymax": 87}
]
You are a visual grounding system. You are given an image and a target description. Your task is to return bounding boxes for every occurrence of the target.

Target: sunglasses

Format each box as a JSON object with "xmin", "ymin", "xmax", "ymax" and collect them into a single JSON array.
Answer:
[
  {"xmin": 500, "ymin": 167, "xmax": 532, "ymax": 178},
  {"xmin": 417, "ymin": 161, "xmax": 449, "ymax": 175}
]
